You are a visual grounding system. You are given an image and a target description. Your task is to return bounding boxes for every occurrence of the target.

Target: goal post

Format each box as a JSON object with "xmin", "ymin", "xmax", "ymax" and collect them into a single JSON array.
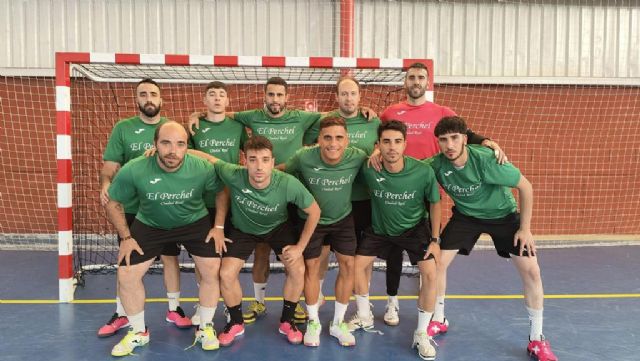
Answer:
[{"xmin": 54, "ymin": 52, "xmax": 434, "ymax": 302}]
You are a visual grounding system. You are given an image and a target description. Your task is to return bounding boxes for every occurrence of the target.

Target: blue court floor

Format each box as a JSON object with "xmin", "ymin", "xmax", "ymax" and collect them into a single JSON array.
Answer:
[{"xmin": 1, "ymin": 246, "xmax": 639, "ymax": 360}]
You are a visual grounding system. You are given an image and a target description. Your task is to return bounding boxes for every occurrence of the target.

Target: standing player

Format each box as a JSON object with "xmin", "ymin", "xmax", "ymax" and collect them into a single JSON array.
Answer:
[
  {"xmin": 353, "ymin": 120, "xmax": 442, "ymax": 360},
  {"xmin": 284, "ymin": 117, "xmax": 367, "ymax": 347},
  {"xmin": 199, "ymin": 136, "xmax": 320, "ymax": 346},
  {"xmin": 98, "ymin": 78, "xmax": 190, "ymax": 338},
  {"xmin": 189, "ymin": 81, "xmax": 247, "ymax": 325},
  {"xmin": 427, "ymin": 116, "xmax": 557, "ymax": 361},
  {"xmin": 105, "ymin": 121, "xmax": 228, "ymax": 356},
  {"xmin": 303, "ymin": 77, "xmax": 381, "ymax": 304},
  {"xmin": 375, "ymin": 62, "xmax": 506, "ymax": 326}
]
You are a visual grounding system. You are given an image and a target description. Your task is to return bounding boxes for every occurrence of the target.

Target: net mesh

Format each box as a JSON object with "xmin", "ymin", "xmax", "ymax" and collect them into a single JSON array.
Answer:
[{"xmin": 1, "ymin": 62, "xmax": 640, "ymax": 283}]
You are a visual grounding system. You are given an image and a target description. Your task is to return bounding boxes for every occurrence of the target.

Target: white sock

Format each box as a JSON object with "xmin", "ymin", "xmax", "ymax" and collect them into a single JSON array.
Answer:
[
  {"xmin": 388, "ymin": 295, "xmax": 399, "ymax": 308},
  {"xmin": 167, "ymin": 292, "xmax": 180, "ymax": 311},
  {"xmin": 128, "ymin": 311, "xmax": 146, "ymax": 333},
  {"xmin": 527, "ymin": 306, "xmax": 543, "ymax": 341},
  {"xmin": 199, "ymin": 305, "xmax": 217, "ymax": 327},
  {"xmin": 254, "ymin": 282, "xmax": 267, "ymax": 304},
  {"xmin": 333, "ymin": 301, "xmax": 348, "ymax": 325},
  {"xmin": 433, "ymin": 296, "xmax": 445, "ymax": 322},
  {"xmin": 356, "ymin": 294, "xmax": 370, "ymax": 318},
  {"xmin": 318, "ymin": 279, "xmax": 325, "ymax": 300},
  {"xmin": 307, "ymin": 303, "xmax": 319, "ymax": 322},
  {"xmin": 115, "ymin": 297, "xmax": 126, "ymax": 316},
  {"xmin": 417, "ymin": 308, "xmax": 433, "ymax": 332}
]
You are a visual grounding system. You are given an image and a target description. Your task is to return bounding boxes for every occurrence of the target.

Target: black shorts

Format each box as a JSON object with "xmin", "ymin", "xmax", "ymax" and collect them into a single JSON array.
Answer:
[
  {"xmin": 122, "ymin": 213, "xmax": 180, "ymax": 257},
  {"xmin": 304, "ymin": 214, "xmax": 357, "ymax": 260},
  {"xmin": 440, "ymin": 207, "xmax": 528, "ymax": 258},
  {"xmin": 223, "ymin": 222, "xmax": 297, "ymax": 260},
  {"xmin": 351, "ymin": 200, "xmax": 372, "ymax": 244},
  {"xmin": 357, "ymin": 220, "xmax": 433, "ymax": 265},
  {"xmin": 123, "ymin": 216, "xmax": 218, "ymax": 266}
]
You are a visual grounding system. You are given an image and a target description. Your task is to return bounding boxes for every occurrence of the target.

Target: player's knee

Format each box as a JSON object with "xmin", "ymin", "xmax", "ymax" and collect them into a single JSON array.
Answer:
[
  {"xmin": 219, "ymin": 266, "xmax": 237, "ymax": 285},
  {"xmin": 526, "ymin": 263, "xmax": 542, "ymax": 283}
]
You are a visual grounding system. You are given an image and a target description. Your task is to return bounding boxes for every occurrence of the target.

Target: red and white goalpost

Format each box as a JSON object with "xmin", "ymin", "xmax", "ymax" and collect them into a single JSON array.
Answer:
[{"xmin": 54, "ymin": 52, "xmax": 433, "ymax": 302}]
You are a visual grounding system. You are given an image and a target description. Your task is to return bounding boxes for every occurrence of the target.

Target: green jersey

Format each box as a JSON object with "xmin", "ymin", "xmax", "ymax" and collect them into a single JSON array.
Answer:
[
  {"xmin": 215, "ymin": 161, "xmax": 315, "ymax": 235},
  {"xmin": 108, "ymin": 154, "xmax": 222, "ymax": 230},
  {"xmin": 234, "ymin": 109, "xmax": 320, "ymax": 164},
  {"xmin": 361, "ymin": 156, "xmax": 440, "ymax": 236},
  {"xmin": 304, "ymin": 110, "xmax": 380, "ymax": 201},
  {"xmin": 286, "ymin": 146, "xmax": 367, "ymax": 225},
  {"xmin": 103, "ymin": 115, "xmax": 168, "ymax": 213},
  {"xmin": 426, "ymin": 145, "xmax": 521, "ymax": 219},
  {"xmin": 190, "ymin": 116, "xmax": 248, "ymax": 207}
]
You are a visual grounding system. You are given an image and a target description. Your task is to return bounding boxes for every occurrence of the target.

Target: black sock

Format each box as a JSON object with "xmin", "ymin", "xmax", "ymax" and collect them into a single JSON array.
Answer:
[
  {"xmin": 227, "ymin": 304, "xmax": 243, "ymax": 325},
  {"xmin": 280, "ymin": 300, "xmax": 297, "ymax": 323}
]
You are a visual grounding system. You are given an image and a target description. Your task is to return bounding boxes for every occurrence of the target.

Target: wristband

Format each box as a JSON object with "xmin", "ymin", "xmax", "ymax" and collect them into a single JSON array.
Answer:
[
  {"xmin": 214, "ymin": 225, "xmax": 225, "ymax": 229},
  {"xmin": 430, "ymin": 236, "xmax": 441, "ymax": 245},
  {"xmin": 122, "ymin": 235, "xmax": 133, "ymax": 241}
]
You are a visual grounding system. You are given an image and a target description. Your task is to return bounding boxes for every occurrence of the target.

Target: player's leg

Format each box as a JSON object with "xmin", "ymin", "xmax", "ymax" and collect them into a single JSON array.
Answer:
[
  {"xmin": 161, "ymin": 250, "xmax": 191, "ymax": 328},
  {"xmin": 350, "ymin": 254, "xmax": 376, "ymax": 331},
  {"xmin": 245, "ymin": 242, "xmax": 270, "ymax": 322},
  {"xmin": 217, "ymin": 225, "xmax": 255, "ymax": 347},
  {"xmin": 316, "ymin": 245, "xmax": 331, "ymax": 305},
  {"xmin": 384, "ymin": 245, "xmax": 403, "ymax": 326},
  {"xmin": 413, "ymin": 257, "xmax": 438, "ymax": 361},
  {"xmin": 191, "ymin": 255, "xmax": 222, "ymax": 351},
  {"xmin": 301, "ymin": 229, "xmax": 323, "ymax": 347},
  {"xmin": 278, "ymin": 252, "xmax": 306, "ymax": 345}
]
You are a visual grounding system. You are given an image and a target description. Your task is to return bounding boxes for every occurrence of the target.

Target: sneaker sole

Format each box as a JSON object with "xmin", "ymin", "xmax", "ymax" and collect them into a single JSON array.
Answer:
[
  {"xmin": 413, "ymin": 343, "xmax": 436, "ymax": 361},
  {"xmin": 303, "ymin": 341, "xmax": 320, "ymax": 347},
  {"xmin": 278, "ymin": 329, "xmax": 303, "ymax": 345},
  {"xmin": 219, "ymin": 330, "xmax": 245, "ymax": 347},
  {"xmin": 201, "ymin": 344, "xmax": 220, "ymax": 351},
  {"xmin": 384, "ymin": 319, "xmax": 399, "ymax": 326}
]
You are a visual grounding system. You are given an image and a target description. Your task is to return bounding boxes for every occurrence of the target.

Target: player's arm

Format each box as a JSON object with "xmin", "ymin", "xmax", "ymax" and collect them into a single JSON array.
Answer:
[
  {"xmin": 208, "ymin": 187, "xmax": 231, "ymax": 254},
  {"xmin": 105, "ymin": 199, "xmax": 143, "ymax": 267},
  {"xmin": 513, "ymin": 175, "xmax": 535, "ymax": 257},
  {"xmin": 282, "ymin": 201, "xmax": 320, "ymax": 263},
  {"xmin": 187, "ymin": 149, "xmax": 220, "ymax": 164},
  {"xmin": 465, "ymin": 129, "xmax": 508, "ymax": 165},
  {"xmin": 187, "ymin": 111, "xmax": 237, "ymax": 135},
  {"xmin": 360, "ymin": 106, "xmax": 378, "ymax": 120},
  {"xmin": 425, "ymin": 200, "xmax": 442, "ymax": 262},
  {"xmin": 99, "ymin": 161, "xmax": 121, "ymax": 206}
]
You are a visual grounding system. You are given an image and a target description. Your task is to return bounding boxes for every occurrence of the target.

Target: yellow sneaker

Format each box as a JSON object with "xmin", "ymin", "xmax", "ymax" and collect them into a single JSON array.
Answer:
[
  {"xmin": 294, "ymin": 303, "xmax": 308, "ymax": 324},
  {"xmin": 194, "ymin": 323, "xmax": 219, "ymax": 351},
  {"xmin": 242, "ymin": 300, "xmax": 266, "ymax": 324},
  {"xmin": 111, "ymin": 328, "xmax": 149, "ymax": 357}
]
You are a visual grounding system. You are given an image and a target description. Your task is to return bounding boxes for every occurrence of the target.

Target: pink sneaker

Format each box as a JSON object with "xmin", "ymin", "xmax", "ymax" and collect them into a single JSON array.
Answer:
[
  {"xmin": 528, "ymin": 338, "xmax": 558, "ymax": 361},
  {"xmin": 98, "ymin": 313, "xmax": 129, "ymax": 337},
  {"xmin": 278, "ymin": 320, "xmax": 303, "ymax": 345},
  {"xmin": 218, "ymin": 322, "xmax": 245, "ymax": 347},
  {"xmin": 165, "ymin": 306, "xmax": 192, "ymax": 329},
  {"xmin": 427, "ymin": 318, "xmax": 449, "ymax": 337}
]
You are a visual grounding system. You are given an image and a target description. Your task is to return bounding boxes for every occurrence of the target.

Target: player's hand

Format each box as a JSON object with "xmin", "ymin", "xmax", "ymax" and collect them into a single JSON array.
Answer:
[
  {"xmin": 100, "ymin": 183, "xmax": 111, "ymax": 206},
  {"xmin": 188, "ymin": 111, "xmax": 206, "ymax": 135},
  {"xmin": 281, "ymin": 244, "xmax": 303, "ymax": 263},
  {"xmin": 360, "ymin": 106, "xmax": 378, "ymax": 120},
  {"xmin": 482, "ymin": 139, "xmax": 508, "ymax": 165},
  {"xmin": 117, "ymin": 238, "xmax": 144, "ymax": 268},
  {"xmin": 206, "ymin": 227, "xmax": 232, "ymax": 254},
  {"xmin": 143, "ymin": 147, "xmax": 156, "ymax": 157},
  {"xmin": 424, "ymin": 242, "xmax": 441, "ymax": 264},
  {"xmin": 367, "ymin": 147, "xmax": 383, "ymax": 172},
  {"xmin": 514, "ymin": 228, "xmax": 535, "ymax": 257}
]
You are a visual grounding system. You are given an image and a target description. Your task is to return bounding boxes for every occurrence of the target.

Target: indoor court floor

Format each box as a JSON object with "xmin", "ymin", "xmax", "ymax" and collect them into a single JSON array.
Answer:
[{"xmin": 1, "ymin": 245, "xmax": 638, "ymax": 360}]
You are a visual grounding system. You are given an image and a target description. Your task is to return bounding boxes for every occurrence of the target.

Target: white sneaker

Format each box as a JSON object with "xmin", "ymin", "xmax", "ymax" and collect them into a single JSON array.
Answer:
[
  {"xmin": 347, "ymin": 312, "xmax": 374, "ymax": 332},
  {"xmin": 303, "ymin": 320, "xmax": 322, "ymax": 347},
  {"xmin": 383, "ymin": 302, "xmax": 399, "ymax": 326},
  {"xmin": 191, "ymin": 304, "xmax": 200, "ymax": 326},
  {"xmin": 194, "ymin": 323, "xmax": 219, "ymax": 351},
  {"xmin": 111, "ymin": 327, "xmax": 150, "ymax": 357},
  {"xmin": 330, "ymin": 321, "xmax": 356, "ymax": 346},
  {"xmin": 412, "ymin": 330, "xmax": 436, "ymax": 361}
]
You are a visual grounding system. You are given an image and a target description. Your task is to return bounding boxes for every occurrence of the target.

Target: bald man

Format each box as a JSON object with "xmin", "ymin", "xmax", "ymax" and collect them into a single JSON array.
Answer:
[{"xmin": 105, "ymin": 121, "xmax": 229, "ymax": 356}]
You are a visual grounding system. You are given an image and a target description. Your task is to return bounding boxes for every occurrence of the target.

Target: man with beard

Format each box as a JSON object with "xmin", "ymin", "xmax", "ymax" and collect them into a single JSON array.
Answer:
[
  {"xmin": 98, "ymin": 79, "xmax": 190, "ymax": 338},
  {"xmin": 426, "ymin": 116, "xmax": 557, "ymax": 361},
  {"xmin": 354, "ymin": 120, "xmax": 442, "ymax": 360},
  {"xmin": 302, "ymin": 76, "xmax": 381, "ymax": 309},
  {"xmin": 106, "ymin": 121, "xmax": 228, "ymax": 356},
  {"xmin": 372, "ymin": 63, "xmax": 507, "ymax": 329},
  {"xmin": 284, "ymin": 117, "xmax": 367, "ymax": 347}
]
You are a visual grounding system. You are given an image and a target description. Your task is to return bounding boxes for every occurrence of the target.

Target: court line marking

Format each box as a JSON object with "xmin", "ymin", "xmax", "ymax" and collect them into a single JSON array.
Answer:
[{"xmin": 2, "ymin": 293, "xmax": 640, "ymax": 304}]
